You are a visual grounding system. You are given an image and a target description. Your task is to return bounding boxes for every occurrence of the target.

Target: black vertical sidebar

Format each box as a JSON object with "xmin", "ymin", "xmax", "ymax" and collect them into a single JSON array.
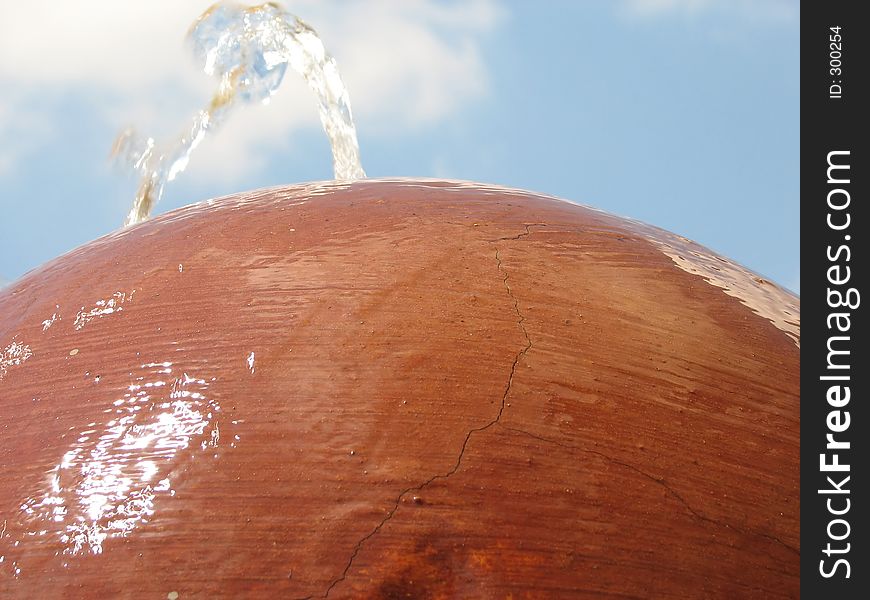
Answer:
[{"xmin": 802, "ymin": 3, "xmax": 867, "ymax": 598}]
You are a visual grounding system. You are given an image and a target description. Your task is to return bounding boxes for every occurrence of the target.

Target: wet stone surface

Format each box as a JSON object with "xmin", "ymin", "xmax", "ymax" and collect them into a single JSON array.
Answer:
[{"xmin": 0, "ymin": 180, "xmax": 799, "ymax": 598}]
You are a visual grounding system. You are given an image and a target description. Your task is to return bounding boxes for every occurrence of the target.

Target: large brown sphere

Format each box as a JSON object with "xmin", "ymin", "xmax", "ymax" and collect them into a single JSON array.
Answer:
[{"xmin": 0, "ymin": 180, "xmax": 799, "ymax": 598}]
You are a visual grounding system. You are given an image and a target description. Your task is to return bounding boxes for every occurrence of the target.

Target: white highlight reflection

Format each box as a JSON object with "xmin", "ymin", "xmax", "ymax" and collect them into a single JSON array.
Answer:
[
  {"xmin": 42, "ymin": 306, "xmax": 61, "ymax": 331},
  {"xmin": 18, "ymin": 362, "xmax": 221, "ymax": 556},
  {"xmin": 74, "ymin": 291, "xmax": 134, "ymax": 330},
  {"xmin": 0, "ymin": 339, "xmax": 32, "ymax": 380},
  {"xmin": 648, "ymin": 237, "xmax": 800, "ymax": 347}
]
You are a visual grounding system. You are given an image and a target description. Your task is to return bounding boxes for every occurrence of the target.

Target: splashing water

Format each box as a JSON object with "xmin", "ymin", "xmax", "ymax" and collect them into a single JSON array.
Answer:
[{"xmin": 114, "ymin": 2, "xmax": 365, "ymax": 227}]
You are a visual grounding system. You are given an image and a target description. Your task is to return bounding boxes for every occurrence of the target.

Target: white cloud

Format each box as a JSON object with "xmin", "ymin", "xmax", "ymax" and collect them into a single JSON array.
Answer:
[
  {"xmin": 0, "ymin": 0, "xmax": 503, "ymax": 183},
  {"xmin": 621, "ymin": 0, "xmax": 798, "ymax": 23},
  {"xmin": 0, "ymin": 97, "xmax": 53, "ymax": 177}
]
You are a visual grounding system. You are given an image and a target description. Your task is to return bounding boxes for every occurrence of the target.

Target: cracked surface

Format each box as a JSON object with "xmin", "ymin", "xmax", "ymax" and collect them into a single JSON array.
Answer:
[
  {"xmin": 500, "ymin": 425, "xmax": 799, "ymax": 556},
  {"xmin": 0, "ymin": 180, "xmax": 799, "ymax": 598},
  {"xmin": 317, "ymin": 247, "xmax": 533, "ymax": 599},
  {"xmin": 489, "ymin": 222, "xmax": 547, "ymax": 242}
]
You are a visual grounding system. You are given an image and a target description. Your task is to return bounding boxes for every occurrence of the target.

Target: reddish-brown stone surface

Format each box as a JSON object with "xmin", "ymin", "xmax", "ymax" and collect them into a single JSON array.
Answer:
[{"xmin": 0, "ymin": 180, "xmax": 799, "ymax": 598}]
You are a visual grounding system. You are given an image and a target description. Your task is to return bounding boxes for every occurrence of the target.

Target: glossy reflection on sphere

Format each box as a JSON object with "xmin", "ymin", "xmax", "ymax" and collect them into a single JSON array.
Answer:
[{"xmin": 0, "ymin": 180, "xmax": 799, "ymax": 598}]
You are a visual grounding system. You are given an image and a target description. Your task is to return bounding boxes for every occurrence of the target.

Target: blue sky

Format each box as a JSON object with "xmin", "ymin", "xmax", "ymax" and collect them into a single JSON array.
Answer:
[{"xmin": 0, "ymin": 0, "xmax": 799, "ymax": 292}]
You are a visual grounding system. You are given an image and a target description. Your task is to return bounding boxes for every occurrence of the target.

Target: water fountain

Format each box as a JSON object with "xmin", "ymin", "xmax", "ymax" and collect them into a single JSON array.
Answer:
[
  {"xmin": 0, "ymin": 2, "xmax": 800, "ymax": 597},
  {"xmin": 115, "ymin": 1, "xmax": 364, "ymax": 227}
]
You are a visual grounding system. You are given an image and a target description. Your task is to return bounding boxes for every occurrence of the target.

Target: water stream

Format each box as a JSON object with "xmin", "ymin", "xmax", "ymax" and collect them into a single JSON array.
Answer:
[{"xmin": 115, "ymin": 1, "xmax": 365, "ymax": 227}]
